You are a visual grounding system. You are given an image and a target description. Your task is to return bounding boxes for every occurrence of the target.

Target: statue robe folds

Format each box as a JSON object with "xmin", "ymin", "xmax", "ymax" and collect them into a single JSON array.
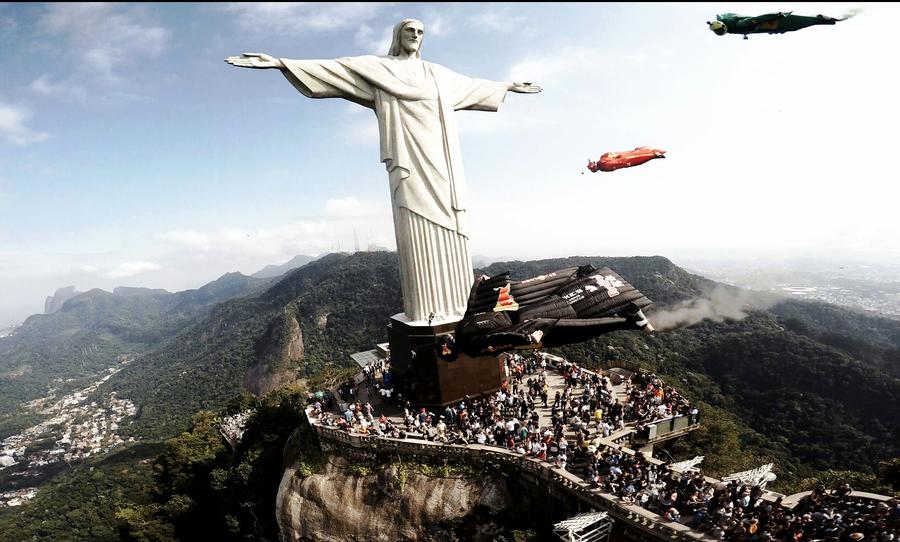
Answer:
[{"xmin": 280, "ymin": 55, "xmax": 509, "ymax": 323}]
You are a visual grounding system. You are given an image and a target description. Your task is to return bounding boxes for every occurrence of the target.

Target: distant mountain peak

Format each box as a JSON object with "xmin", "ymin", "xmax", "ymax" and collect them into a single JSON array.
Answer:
[
  {"xmin": 251, "ymin": 254, "xmax": 320, "ymax": 279},
  {"xmin": 112, "ymin": 286, "xmax": 171, "ymax": 297},
  {"xmin": 44, "ymin": 285, "xmax": 81, "ymax": 314}
]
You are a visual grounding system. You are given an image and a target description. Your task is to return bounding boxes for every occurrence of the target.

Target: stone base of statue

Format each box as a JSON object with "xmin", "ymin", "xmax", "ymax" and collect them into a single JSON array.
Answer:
[{"xmin": 388, "ymin": 313, "xmax": 505, "ymax": 407}]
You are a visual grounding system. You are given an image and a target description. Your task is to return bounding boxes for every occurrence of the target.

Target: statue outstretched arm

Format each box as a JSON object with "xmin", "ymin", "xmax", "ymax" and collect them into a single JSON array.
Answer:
[
  {"xmin": 226, "ymin": 54, "xmax": 376, "ymax": 107},
  {"xmin": 225, "ymin": 52, "xmax": 285, "ymax": 70},
  {"xmin": 508, "ymin": 82, "xmax": 542, "ymax": 94}
]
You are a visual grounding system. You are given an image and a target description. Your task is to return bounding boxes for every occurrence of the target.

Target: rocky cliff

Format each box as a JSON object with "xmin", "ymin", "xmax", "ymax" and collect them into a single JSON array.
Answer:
[
  {"xmin": 276, "ymin": 454, "xmax": 528, "ymax": 542},
  {"xmin": 43, "ymin": 285, "xmax": 81, "ymax": 314},
  {"xmin": 245, "ymin": 309, "xmax": 305, "ymax": 395}
]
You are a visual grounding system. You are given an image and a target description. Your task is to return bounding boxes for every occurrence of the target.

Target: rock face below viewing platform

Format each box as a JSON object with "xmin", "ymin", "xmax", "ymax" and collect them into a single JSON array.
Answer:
[{"xmin": 276, "ymin": 455, "xmax": 518, "ymax": 542}]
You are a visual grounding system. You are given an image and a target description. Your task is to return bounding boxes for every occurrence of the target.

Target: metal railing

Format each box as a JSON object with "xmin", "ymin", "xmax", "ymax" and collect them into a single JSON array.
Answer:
[
  {"xmin": 632, "ymin": 414, "xmax": 700, "ymax": 444},
  {"xmin": 591, "ymin": 359, "xmax": 646, "ymax": 374}
]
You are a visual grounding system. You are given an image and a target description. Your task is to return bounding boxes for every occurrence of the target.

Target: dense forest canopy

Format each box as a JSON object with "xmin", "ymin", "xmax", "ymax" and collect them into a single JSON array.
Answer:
[{"xmin": 2, "ymin": 251, "xmax": 897, "ymax": 540}]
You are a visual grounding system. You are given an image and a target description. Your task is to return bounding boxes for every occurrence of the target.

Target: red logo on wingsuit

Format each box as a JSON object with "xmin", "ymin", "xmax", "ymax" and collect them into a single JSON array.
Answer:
[{"xmin": 493, "ymin": 283, "xmax": 519, "ymax": 312}]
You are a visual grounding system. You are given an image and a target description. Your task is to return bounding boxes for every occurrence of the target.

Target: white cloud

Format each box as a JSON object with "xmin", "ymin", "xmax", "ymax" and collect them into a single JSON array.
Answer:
[
  {"xmin": 0, "ymin": 14, "xmax": 17, "ymax": 36},
  {"xmin": 458, "ymin": 105, "xmax": 555, "ymax": 137},
  {"xmin": 81, "ymin": 265, "xmax": 100, "ymax": 273},
  {"xmin": 222, "ymin": 3, "xmax": 385, "ymax": 36},
  {"xmin": 506, "ymin": 46, "xmax": 607, "ymax": 86},
  {"xmin": 222, "ymin": 3, "xmax": 401, "ymax": 56},
  {"xmin": 29, "ymin": 75, "xmax": 89, "ymax": 102},
  {"xmin": 0, "ymin": 101, "xmax": 49, "ymax": 145},
  {"xmin": 39, "ymin": 4, "xmax": 168, "ymax": 59},
  {"xmin": 34, "ymin": 3, "xmax": 170, "ymax": 101},
  {"xmin": 104, "ymin": 261, "xmax": 162, "ymax": 279},
  {"xmin": 342, "ymin": 102, "xmax": 371, "ymax": 115},
  {"xmin": 158, "ymin": 199, "xmax": 394, "ymax": 264},
  {"xmin": 354, "ymin": 22, "xmax": 394, "ymax": 55},
  {"xmin": 626, "ymin": 52, "xmax": 648, "ymax": 66},
  {"xmin": 506, "ymin": 46, "xmax": 655, "ymax": 88},
  {"xmin": 159, "ymin": 229, "xmax": 214, "ymax": 252},
  {"xmin": 468, "ymin": 7, "xmax": 527, "ymax": 32},
  {"xmin": 428, "ymin": 16, "xmax": 448, "ymax": 37},
  {"xmin": 30, "ymin": 75, "xmax": 60, "ymax": 95},
  {"xmin": 346, "ymin": 117, "xmax": 380, "ymax": 144},
  {"xmin": 324, "ymin": 197, "xmax": 385, "ymax": 219},
  {"xmin": 160, "ymin": 221, "xmax": 339, "ymax": 258}
]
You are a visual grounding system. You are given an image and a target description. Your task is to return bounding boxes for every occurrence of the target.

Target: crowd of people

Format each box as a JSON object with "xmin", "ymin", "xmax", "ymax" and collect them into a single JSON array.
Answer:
[
  {"xmin": 680, "ymin": 482, "xmax": 899, "ymax": 541},
  {"xmin": 306, "ymin": 352, "xmax": 699, "ymax": 463},
  {"xmin": 308, "ymin": 352, "xmax": 699, "ymax": 476},
  {"xmin": 309, "ymin": 358, "xmax": 408, "ymax": 438},
  {"xmin": 304, "ymin": 352, "xmax": 896, "ymax": 541},
  {"xmin": 408, "ymin": 352, "xmax": 562, "ymax": 460},
  {"xmin": 627, "ymin": 371, "xmax": 699, "ymax": 430}
]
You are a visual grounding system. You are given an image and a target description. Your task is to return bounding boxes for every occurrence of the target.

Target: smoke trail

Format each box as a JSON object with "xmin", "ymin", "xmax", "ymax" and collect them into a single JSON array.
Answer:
[
  {"xmin": 840, "ymin": 8, "xmax": 864, "ymax": 21},
  {"xmin": 649, "ymin": 286, "xmax": 776, "ymax": 331}
]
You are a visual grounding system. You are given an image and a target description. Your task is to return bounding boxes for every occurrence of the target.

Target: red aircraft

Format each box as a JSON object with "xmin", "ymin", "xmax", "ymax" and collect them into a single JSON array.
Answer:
[{"xmin": 587, "ymin": 147, "xmax": 667, "ymax": 173}]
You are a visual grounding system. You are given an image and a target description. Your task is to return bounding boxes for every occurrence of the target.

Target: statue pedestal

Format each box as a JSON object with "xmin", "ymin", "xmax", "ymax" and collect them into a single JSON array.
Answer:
[{"xmin": 388, "ymin": 313, "xmax": 505, "ymax": 407}]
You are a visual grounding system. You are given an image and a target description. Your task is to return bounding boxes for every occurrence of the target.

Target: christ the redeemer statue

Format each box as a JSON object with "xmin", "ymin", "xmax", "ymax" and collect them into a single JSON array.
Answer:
[{"xmin": 227, "ymin": 19, "xmax": 541, "ymax": 324}]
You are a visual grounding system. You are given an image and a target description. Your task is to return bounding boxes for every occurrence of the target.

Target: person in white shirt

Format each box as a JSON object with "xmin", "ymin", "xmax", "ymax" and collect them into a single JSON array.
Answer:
[{"xmin": 505, "ymin": 419, "xmax": 517, "ymax": 434}]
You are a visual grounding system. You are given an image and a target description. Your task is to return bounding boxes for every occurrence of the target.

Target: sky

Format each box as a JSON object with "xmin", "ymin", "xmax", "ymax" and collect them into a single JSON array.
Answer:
[{"xmin": 1, "ymin": 2, "xmax": 898, "ymax": 327}]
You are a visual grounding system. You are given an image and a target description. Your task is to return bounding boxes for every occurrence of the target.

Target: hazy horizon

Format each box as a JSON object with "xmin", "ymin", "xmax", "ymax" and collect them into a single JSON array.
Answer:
[
  {"xmin": 2, "ymin": 2, "xmax": 898, "ymax": 327},
  {"xmin": 4, "ymin": 249, "xmax": 898, "ymax": 329}
]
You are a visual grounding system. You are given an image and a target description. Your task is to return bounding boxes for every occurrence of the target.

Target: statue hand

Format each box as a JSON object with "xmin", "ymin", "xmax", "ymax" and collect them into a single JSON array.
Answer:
[
  {"xmin": 224, "ymin": 52, "xmax": 284, "ymax": 69},
  {"xmin": 509, "ymin": 82, "xmax": 542, "ymax": 94}
]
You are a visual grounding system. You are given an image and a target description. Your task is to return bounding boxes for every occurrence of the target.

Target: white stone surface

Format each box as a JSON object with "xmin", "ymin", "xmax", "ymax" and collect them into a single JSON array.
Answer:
[{"xmin": 226, "ymin": 19, "xmax": 540, "ymax": 322}]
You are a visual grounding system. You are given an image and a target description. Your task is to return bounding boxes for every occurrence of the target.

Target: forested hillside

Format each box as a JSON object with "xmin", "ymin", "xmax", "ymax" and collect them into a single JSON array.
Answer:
[
  {"xmin": 771, "ymin": 299, "xmax": 900, "ymax": 378},
  {"xmin": 0, "ymin": 272, "xmax": 268, "ymax": 438},
  {"xmin": 104, "ymin": 252, "xmax": 403, "ymax": 438},
  {"xmin": 96, "ymin": 252, "xmax": 900, "ymax": 477},
  {"xmin": 2, "ymin": 251, "xmax": 898, "ymax": 541},
  {"xmin": 480, "ymin": 257, "xmax": 900, "ymax": 480}
]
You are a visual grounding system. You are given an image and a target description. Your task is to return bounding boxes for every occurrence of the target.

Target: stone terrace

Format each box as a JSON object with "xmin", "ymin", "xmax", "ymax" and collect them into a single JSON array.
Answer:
[{"xmin": 305, "ymin": 357, "xmax": 896, "ymax": 541}]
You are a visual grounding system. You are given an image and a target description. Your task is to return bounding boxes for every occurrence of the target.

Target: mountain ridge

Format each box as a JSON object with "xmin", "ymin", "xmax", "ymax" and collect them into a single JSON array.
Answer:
[
  {"xmin": 0, "ymin": 271, "xmax": 271, "ymax": 438},
  {"xmin": 2, "ymin": 251, "xmax": 899, "ymax": 542},
  {"xmin": 4, "ymin": 251, "xmax": 898, "ymax": 486},
  {"xmin": 252, "ymin": 254, "xmax": 320, "ymax": 279}
]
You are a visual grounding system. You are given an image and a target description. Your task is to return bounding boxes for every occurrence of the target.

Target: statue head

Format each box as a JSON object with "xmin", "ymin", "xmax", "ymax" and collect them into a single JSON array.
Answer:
[{"xmin": 388, "ymin": 19, "xmax": 424, "ymax": 58}]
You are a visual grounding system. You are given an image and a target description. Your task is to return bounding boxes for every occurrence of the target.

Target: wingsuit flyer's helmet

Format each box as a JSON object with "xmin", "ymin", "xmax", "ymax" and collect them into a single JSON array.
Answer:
[{"xmin": 708, "ymin": 20, "xmax": 728, "ymax": 35}]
